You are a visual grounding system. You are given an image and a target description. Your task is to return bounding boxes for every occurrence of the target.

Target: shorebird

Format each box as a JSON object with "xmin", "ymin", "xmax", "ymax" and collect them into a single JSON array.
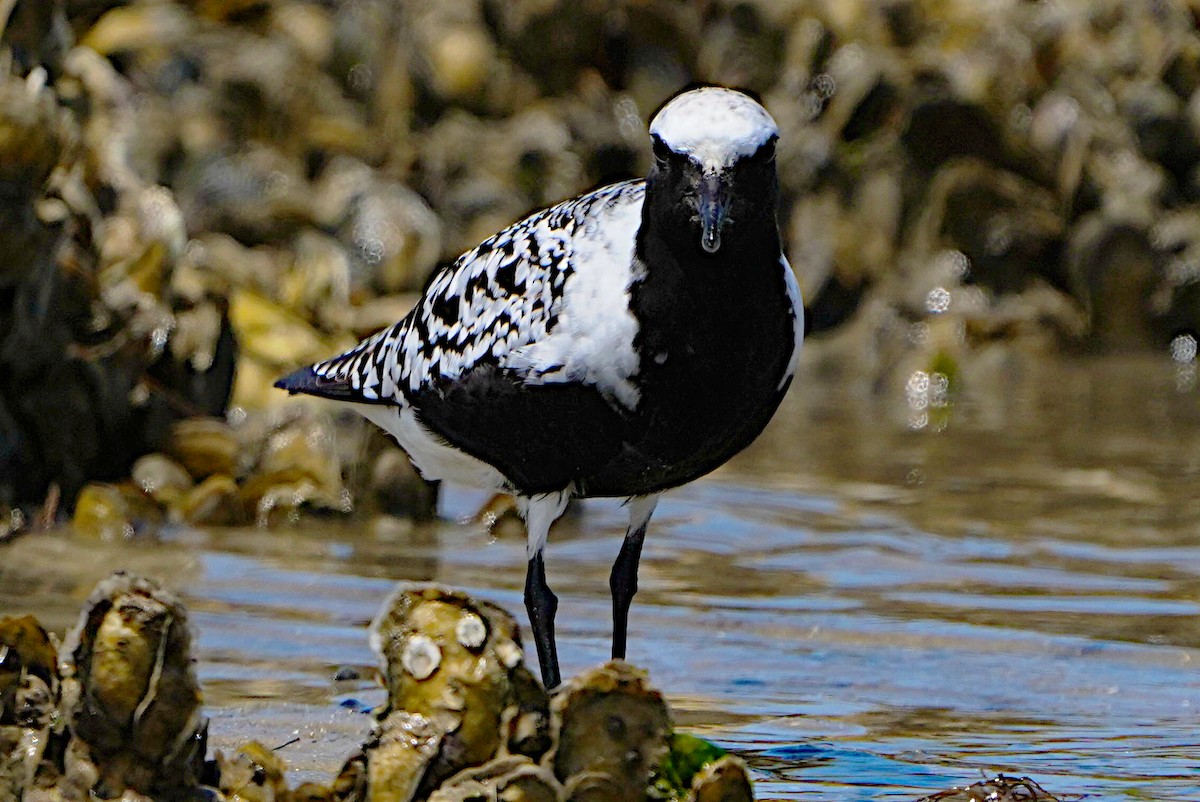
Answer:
[{"xmin": 277, "ymin": 87, "xmax": 803, "ymax": 688}]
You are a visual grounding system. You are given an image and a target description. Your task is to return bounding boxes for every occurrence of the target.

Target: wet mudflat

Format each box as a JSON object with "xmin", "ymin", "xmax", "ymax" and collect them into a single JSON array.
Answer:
[{"xmin": 3, "ymin": 352, "xmax": 1199, "ymax": 800}]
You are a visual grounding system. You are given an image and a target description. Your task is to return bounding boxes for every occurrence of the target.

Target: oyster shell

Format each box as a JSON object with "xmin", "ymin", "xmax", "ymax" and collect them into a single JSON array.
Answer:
[
  {"xmin": 71, "ymin": 483, "xmax": 161, "ymax": 541},
  {"xmin": 0, "ymin": 616, "xmax": 60, "ymax": 801},
  {"xmin": 496, "ymin": 765, "xmax": 561, "ymax": 802},
  {"xmin": 339, "ymin": 710, "xmax": 443, "ymax": 802},
  {"xmin": 79, "ymin": 5, "xmax": 195, "ymax": 56},
  {"xmin": 0, "ymin": 616, "xmax": 58, "ymax": 710},
  {"xmin": 214, "ymin": 741, "xmax": 290, "ymax": 802},
  {"xmin": 168, "ymin": 418, "xmax": 241, "ymax": 480},
  {"xmin": 369, "ymin": 710, "xmax": 445, "ymax": 802},
  {"xmin": 130, "ymin": 454, "xmax": 193, "ymax": 507},
  {"xmin": 58, "ymin": 573, "xmax": 205, "ymax": 800},
  {"xmin": 3, "ymin": 0, "xmax": 70, "ymax": 78},
  {"xmin": 361, "ymin": 427, "xmax": 438, "ymax": 522},
  {"xmin": 1066, "ymin": 214, "xmax": 1159, "ymax": 350},
  {"xmin": 174, "ymin": 473, "xmax": 244, "ymax": 526},
  {"xmin": 228, "ymin": 288, "xmax": 353, "ymax": 374},
  {"xmin": 915, "ymin": 774, "xmax": 1059, "ymax": 802},
  {"xmin": 429, "ymin": 756, "xmax": 561, "ymax": 802},
  {"xmin": 562, "ymin": 771, "xmax": 624, "ymax": 802},
  {"xmin": 292, "ymin": 780, "xmax": 335, "ymax": 802},
  {"xmin": 335, "ymin": 178, "xmax": 443, "ymax": 295},
  {"xmin": 368, "ymin": 585, "xmax": 550, "ymax": 792},
  {"xmin": 687, "ymin": 755, "xmax": 753, "ymax": 802},
  {"xmin": 240, "ymin": 412, "xmax": 344, "ymax": 512},
  {"xmin": 550, "ymin": 662, "xmax": 670, "ymax": 802}
]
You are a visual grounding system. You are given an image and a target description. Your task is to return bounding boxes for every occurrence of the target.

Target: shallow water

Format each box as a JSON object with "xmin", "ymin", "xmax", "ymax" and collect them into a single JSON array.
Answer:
[{"xmin": 3, "ymin": 353, "xmax": 1199, "ymax": 799}]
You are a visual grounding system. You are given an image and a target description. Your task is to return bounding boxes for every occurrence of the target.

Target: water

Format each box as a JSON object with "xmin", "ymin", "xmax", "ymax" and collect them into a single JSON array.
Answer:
[{"xmin": 3, "ymin": 353, "xmax": 1199, "ymax": 799}]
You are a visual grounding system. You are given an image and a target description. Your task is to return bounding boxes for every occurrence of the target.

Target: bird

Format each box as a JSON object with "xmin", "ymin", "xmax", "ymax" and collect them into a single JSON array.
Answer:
[{"xmin": 276, "ymin": 86, "xmax": 804, "ymax": 688}]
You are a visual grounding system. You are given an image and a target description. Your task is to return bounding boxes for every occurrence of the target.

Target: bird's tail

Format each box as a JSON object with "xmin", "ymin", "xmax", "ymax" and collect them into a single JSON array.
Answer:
[{"xmin": 274, "ymin": 323, "xmax": 401, "ymax": 406}]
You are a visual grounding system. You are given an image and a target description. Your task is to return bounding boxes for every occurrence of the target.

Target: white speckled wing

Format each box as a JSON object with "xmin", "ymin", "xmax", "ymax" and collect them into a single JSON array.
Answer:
[
  {"xmin": 308, "ymin": 180, "xmax": 647, "ymax": 409},
  {"xmin": 501, "ymin": 185, "xmax": 646, "ymax": 408}
]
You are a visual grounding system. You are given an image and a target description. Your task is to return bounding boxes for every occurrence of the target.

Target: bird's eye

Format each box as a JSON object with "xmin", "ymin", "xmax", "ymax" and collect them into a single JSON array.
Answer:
[
  {"xmin": 755, "ymin": 137, "xmax": 777, "ymax": 164},
  {"xmin": 651, "ymin": 136, "xmax": 672, "ymax": 165}
]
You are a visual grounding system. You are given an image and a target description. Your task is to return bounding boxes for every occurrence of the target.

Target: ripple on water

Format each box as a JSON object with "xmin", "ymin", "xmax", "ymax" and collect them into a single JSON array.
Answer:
[{"xmin": 3, "ymin": 355, "xmax": 1200, "ymax": 799}]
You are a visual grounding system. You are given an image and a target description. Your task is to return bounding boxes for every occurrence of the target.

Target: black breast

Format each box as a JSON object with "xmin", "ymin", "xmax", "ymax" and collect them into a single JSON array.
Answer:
[
  {"xmin": 577, "ymin": 226, "xmax": 795, "ymax": 497},
  {"xmin": 410, "ymin": 365, "xmax": 630, "ymax": 495}
]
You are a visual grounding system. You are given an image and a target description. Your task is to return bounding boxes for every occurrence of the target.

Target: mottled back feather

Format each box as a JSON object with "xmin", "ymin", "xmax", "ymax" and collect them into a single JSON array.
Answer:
[{"xmin": 278, "ymin": 180, "xmax": 646, "ymax": 407}]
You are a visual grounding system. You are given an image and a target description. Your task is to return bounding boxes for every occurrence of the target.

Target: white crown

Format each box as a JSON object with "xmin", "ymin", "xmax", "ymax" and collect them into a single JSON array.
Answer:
[{"xmin": 649, "ymin": 88, "xmax": 778, "ymax": 173}]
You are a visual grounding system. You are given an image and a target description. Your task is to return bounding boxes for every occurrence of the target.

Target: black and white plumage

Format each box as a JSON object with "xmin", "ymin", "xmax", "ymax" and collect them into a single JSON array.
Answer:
[{"xmin": 277, "ymin": 87, "xmax": 804, "ymax": 688}]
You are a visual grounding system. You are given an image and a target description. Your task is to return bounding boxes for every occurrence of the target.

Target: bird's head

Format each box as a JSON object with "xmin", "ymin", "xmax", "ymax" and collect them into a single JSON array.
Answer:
[{"xmin": 646, "ymin": 87, "xmax": 780, "ymax": 257}]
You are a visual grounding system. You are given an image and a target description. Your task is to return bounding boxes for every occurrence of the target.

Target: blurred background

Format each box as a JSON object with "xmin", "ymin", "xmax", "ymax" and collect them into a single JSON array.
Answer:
[
  {"xmin": 2, "ymin": 1, "xmax": 1200, "ymax": 799},
  {"xmin": 7, "ymin": 0, "xmax": 1200, "ymax": 514}
]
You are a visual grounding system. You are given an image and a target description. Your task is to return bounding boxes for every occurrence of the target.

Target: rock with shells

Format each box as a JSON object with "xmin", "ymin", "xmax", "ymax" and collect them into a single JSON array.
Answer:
[
  {"xmin": 70, "ymin": 482, "xmax": 164, "ymax": 541},
  {"xmin": 238, "ymin": 406, "xmax": 346, "ymax": 513},
  {"xmin": 211, "ymin": 740, "xmax": 292, "ymax": 802},
  {"xmin": 356, "ymin": 585, "xmax": 551, "ymax": 799},
  {"xmin": 0, "ymin": 615, "xmax": 61, "ymax": 801},
  {"xmin": 71, "ymin": 402, "xmax": 434, "ymax": 532},
  {"xmin": 549, "ymin": 662, "xmax": 670, "ymax": 802},
  {"xmin": 914, "ymin": 773, "xmax": 1060, "ymax": 802},
  {"xmin": 686, "ymin": 756, "xmax": 755, "ymax": 802},
  {"xmin": 8, "ymin": 0, "xmax": 1200, "ymax": 510},
  {"xmin": 427, "ymin": 756, "xmax": 561, "ymax": 802},
  {"xmin": 1, "ymin": 574, "xmax": 765, "ymax": 801},
  {"xmin": 0, "ymin": 41, "xmax": 238, "ymax": 514},
  {"xmin": 57, "ymin": 573, "xmax": 205, "ymax": 801}
]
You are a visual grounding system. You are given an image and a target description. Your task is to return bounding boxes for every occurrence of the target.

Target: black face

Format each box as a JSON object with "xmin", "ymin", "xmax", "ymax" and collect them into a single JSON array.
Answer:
[{"xmin": 646, "ymin": 133, "xmax": 780, "ymax": 258}]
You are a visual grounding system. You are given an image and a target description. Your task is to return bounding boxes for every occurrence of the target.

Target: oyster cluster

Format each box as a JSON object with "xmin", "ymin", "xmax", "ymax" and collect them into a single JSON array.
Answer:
[
  {"xmin": 331, "ymin": 586, "xmax": 751, "ymax": 802},
  {"xmin": 769, "ymin": 0, "xmax": 1200, "ymax": 418},
  {"xmin": 0, "ymin": 575, "xmax": 758, "ymax": 802},
  {"xmin": 57, "ymin": 575, "xmax": 206, "ymax": 801},
  {"xmin": 72, "ymin": 410, "xmax": 306, "ymax": 535},
  {"xmin": 69, "ymin": 407, "xmax": 437, "ymax": 535},
  {"xmin": 7, "ymin": 0, "xmax": 1200, "ymax": 511},
  {"xmin": 0, "ymin": 5, "xmax": 236, "ymax": 519},
  {"xmin": 915, "ymin": 774, "xmax": 1060, "ymax": 802},
  {"xmin": 0, "ymin": 614, "xmax": 59, "ymax": 801},
  {"xmin": 0, "ymin": 573, "xmax": 206, "ymax": 802}
]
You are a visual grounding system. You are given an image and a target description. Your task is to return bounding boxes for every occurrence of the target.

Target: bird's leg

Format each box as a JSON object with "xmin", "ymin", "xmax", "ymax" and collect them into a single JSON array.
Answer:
[
  {"xmin": 610, "ymin": 494, "xmax": 659, "ymax": 661},
  {"xmin": 525, "ymin": 551, "xmax": 558, "ymax": 688},
  {"xmin": 521, "ymin": 491, "xmax": 571, "ymax": 689}
]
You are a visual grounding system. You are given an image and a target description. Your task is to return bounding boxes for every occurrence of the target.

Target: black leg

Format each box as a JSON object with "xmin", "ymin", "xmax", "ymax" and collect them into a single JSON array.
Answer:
[
  {"xmin": 524, "ymin": 551, "xmax": 561, "ymax": 689},
  {"xmin": 609, "ymin": 524, "xmax": 646, "ymax": 660},
  {"xmin": 610, "ymin": 495, "xmax": 658, "ymax": 660}
]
